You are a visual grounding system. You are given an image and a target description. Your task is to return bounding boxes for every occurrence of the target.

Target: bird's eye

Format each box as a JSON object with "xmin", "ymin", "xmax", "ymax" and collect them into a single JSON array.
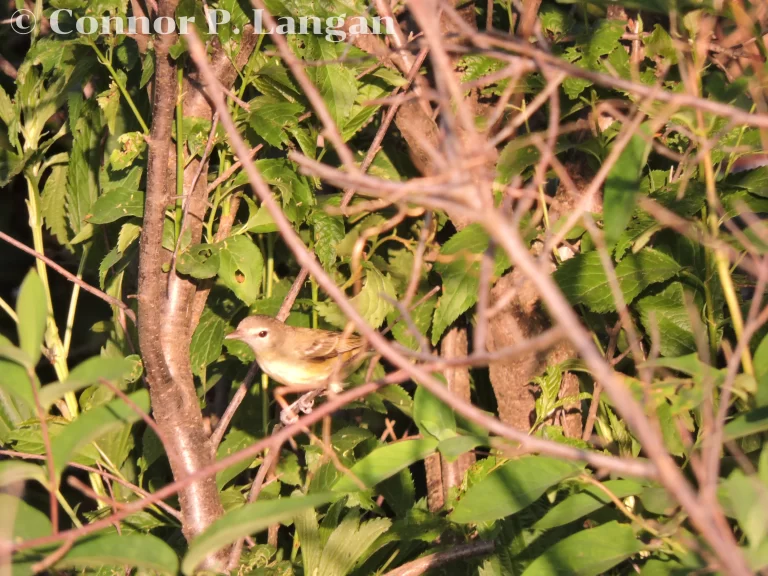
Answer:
[{"xmin": 258, "ymin": 330, "xmax": 268, "ymax": 338}]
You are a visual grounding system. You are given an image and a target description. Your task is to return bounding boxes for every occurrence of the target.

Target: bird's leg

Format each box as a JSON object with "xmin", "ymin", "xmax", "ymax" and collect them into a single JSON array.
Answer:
[
  {"xmin": 274, "ymin": 385, "xmax": 324, "ymax": 425},
  {"xmin": 274, "ymin": 389, "xmax": 299, "ymax": 425},
  {"xmin": 296, "ymin": 389, "xmax": 323, "ymax": 414}
]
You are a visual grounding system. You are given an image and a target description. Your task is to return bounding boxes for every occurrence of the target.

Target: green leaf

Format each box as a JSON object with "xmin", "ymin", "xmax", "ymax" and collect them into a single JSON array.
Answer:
[
  {"xmin": 117, "ymin": 221, "xmax": 142, "ymax": 253},
  {"xmin": 312, "ymin": 210, "xmax": 345, "ymax": 270},
  {"xmin": 0, "ymin": 84, "xmax": 14, "ymax": 126},
  {"xmin": 554, "ymin": 249, "xmax": 681, "ymax": 313},
  {"xmin": 66, "ymin": 101, "xmax": 102, "ymax": 237},
  {"xmin": 51, "ymin": 390, "xmax": 150, "ymax": 474},
  {"xmin": 232, "ymin": 196, "xmax": 278, "ymax": 234},
  {"xmin": 376, "ymin": 384, "xmax": 414, "ymax": 418},
  {"xmin": 190, "ymin": 306, "xmax": 227, "ymax": 376},
  {"xmin": 317, "ymin": 513, "xmax": 392, "ymax": 576},
  {"xmin": 729, "ymin": 166, "xmax": 768, "ymax": 198},
  {"xmin": 724, "ymin": 407, "xmax": 768, "ymax": 441},
  {"xmin": 16, "ymin": 269, "xmax": 47, "ymax": 365},
  {"xmin": 87, "ymin": 186, "xmax": 145, "ymax": 224},
  {"xmin": 0, "ymin": 148, "xmax": 27, "ymax": 187},
  {"xmin": 2, "ymin": 493, "xmax": 51, "ymax": 541},
  {"xmin": 635, "ymin": 282, "xmax": 697, "ymax": 357},
  {"xmin": 432, "ymin": 224, "xmax": 510, "ymax": 344},
  {"xmin": 0, "ymin": 348, "xmax": 35, "ymax": 418},
  {"xmin": 217, "ymin": 235, "xmax": 264, "ymax": 305},
  {"xmin": 41, "ymin": 165, "xmax": 70, "ymax": 246},
  {"xmin": 305, "ymin": 36, "xmax": 357, "ymax": 130},
  {"xmin": 414, "ymin": 385, "xmax": 457, "ymax": 441},
  {"xmin": 450, "ymin": 457, "xmax": 583, "ymax": 523},
  {"xmin": 55, "ymin": 533, "xmax": 178, "ymax": 575},
  {"xmin": 438, "ymin": 435, "xmax": 484, "ymax": 462},
  {"xmin": 140, "ymin": 48, "xmax": 155, "ymax": 88},
  {"xmin": 535, "ymin": 479, "xmax": 647, "ymax": 529},
  {"xmin": 644, "ymin": 24, "xmax": 678, "ymax": 64},
  {"xmin": 177, "ymin": 243, "xmax": 221, "ymax": 279},
  {"xmin": 756, "ymin": 333, "xmax": 768, "ymax": 407},
  {"xmin": 0, "ymin": 460, "xmax": 47, "ymax": 488},
  {"xmin": 182, "ymin": 493, "xmax": 333, "ymax": 574},
  {"xmin": 248, "ymin": 96, "xmax": 304, "ymax": 148},
  {"xmin": 603, "ymin": 126, "xmax": 652, "ymax": 247},
  {"xmin": 39, "ymin": 355, "xmax": 140, "ymax": 409},
  {"xmin": 522, "ymin": 521, "xmax": 643, "ymax": 576},
  {"xmin": 719, "ymin": 470, "xmax": 768, "ymax": 546},
  {"xmin": 109, "ymin": 131, "xmax": 146, "ymax": 171},
  {"xmin": 333, "ymin": 438, "xmax": 438, "ymax": 493},
  {"xmin": 317, "ymin": 266, "xmax": 396, "ymax": 330}
]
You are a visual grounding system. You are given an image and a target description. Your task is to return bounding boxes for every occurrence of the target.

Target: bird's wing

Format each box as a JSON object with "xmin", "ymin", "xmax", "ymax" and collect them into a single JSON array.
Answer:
[{"xmin": 301, "ymin": 332, "xmax": 365, "ymax": 361}]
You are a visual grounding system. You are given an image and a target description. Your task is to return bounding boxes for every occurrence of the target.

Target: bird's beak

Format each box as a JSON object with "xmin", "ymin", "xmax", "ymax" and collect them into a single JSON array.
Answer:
[{"xmin": 224, "ymin": 330, "xmax": 243, "ymax": 341}]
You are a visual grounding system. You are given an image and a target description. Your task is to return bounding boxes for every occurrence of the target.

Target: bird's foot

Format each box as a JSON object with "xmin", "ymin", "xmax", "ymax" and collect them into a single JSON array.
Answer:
[
  {"xmin": 279, "ymin": 403, "xmax": 300, "ymax": 425},
  {"xmin": 297, "ymin": 390, "xmax": 320, "ymax": 414}
]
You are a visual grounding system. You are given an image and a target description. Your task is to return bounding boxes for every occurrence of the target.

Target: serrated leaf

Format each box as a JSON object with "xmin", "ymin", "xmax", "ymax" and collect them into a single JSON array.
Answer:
[
  {"xmin": 305, "ymin": 36, "xmax": 357, "ymax": 130},
  {"xmin": 66, "ymin": 101, "xmax": 102, "ymax": 236},
  {"xmin": 117, "ymin": 221, "xmax": 141, "ymax": 253},
  {"xmin": 450, "ymin": 457, "xmax": 583, "ymax": 523},
  {"xmin": 317, "ymin": 266, "xmax": 396, "ymax": 329},
  {"xmin": 635, "ymin": 282, "xmax": 697, "ymax": 357},
  {"xmin": 317, "ymin": 513, "xmax": 391, "ymax": 576},
  {"xmin": 97, "ymin": 80, "xmax": 121, "ymax": 134},
  {"xmin": 51, "ymin": 390, "xmax": 150, "ymax": 475},
  {"xmin": 604, "ymin": 126, "xmax": 652, "ymax": 247},
  {"xmin": 554, "ymin": 249, "xmax": 681, "ymax": 313},
  {"xmin": 432, "ymin": 224, "xmax": 510, "ymax": 344},
  {"xmin": 217, "ymin": 235, "xmax": 264, "ymax": 305},
  {"xmin": 389, "ymin": 292, "xmax": 436, "ymax": 351},
  {"xmin": 87, "ymin": 186, "xmax": 145, "ymax": 224},
  {"xmin": 248, "ymin": 96, "xmax": 304, "ymax": 148},
  {"xmin": 644, "ymin": 24, "xmax": 678, "ymax": 64},
  {"xmin": 522, "ymin": 521, "xmax": 643, "ymax": 576},
  {"xmin": 190, "ymin": 307, "xmax": 227, "ymax": 376},
  {"xmin": 0, "ymin": 148, "xmax": 27, "ymax": 187},
  {"xmin": 333, "ymin": 438, "xmax": 438, "ymax": 493},
  {"xmin": 312, "ymin": 210, "xmax": 345, "ymax": 270},
  {"xmin": 140, "ymin": 48, "xmax": 155, "ymax": 88},
  {"xmin": 182, "ymin": 493, "xmax": 333, "ymax": 575},
  {"xmin": 16, "ymin": 269, "xmax": 47, "ymax": 365},
  {"xmin": 41, "ymin": 165, "xmax": 70, "ymax": 246},
  {"xmin": 0, "ymin": 84, "xmax": 14, "ymax": 126}
]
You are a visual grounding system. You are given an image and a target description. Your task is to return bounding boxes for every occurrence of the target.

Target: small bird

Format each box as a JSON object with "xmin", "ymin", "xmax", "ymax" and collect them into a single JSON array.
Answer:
[{"xmin": 224, "ymin": 315, "xmax": 369, "ymax": 423}]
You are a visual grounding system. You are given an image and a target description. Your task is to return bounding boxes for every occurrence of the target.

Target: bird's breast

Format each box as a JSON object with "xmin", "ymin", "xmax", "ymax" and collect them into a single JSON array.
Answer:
[{"xmin": 256, "ymin": 356, "xmax": 327, "ymax": 387}]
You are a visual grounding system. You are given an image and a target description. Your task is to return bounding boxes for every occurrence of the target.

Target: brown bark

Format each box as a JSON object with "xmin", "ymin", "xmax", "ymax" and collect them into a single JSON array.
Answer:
[
  {"xmin": 136, "ymin": 16, "xmax": 258, "ymax": 567},
  {"xmin": 138, "ymin": 0, "xmax": 225, "ymax": 555},
  {"xmin": 425, "ymin": 327, "xmax": 476, "ymax": 512}
]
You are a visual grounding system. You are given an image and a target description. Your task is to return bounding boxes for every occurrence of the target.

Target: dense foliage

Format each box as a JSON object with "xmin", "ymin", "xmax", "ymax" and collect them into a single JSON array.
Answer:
[{"xmin": 1, "ymin": 0, "xmax": 767, "ymax": 574}]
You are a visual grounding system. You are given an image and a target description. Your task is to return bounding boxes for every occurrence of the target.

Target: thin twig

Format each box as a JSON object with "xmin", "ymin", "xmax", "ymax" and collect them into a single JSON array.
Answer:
[
  {"xmin": 98, "ymin": 379, "xmax": 169, "ymax": 451},
  {"xmin": 0, "ymin": 231, "xmax": 135, "ymax": 323},
  {"xmin": 382, "ymin": 541, "xmax": 495, "ymax": 576},
  {"xmin": 206, "ymin": 144, "xmax": 263, "ymax": 194}
]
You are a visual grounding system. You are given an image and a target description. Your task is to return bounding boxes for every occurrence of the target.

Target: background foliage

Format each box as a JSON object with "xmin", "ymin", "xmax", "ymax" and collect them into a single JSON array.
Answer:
[{"xmin": 1, "ymin": 0, "xmax": 768, "ymax": 574}]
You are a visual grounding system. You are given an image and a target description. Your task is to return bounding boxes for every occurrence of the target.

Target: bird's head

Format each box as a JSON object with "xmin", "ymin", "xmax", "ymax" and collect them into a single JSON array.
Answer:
[{"xmin": 224, "ymin": 315, "xmax": 284, "ymax": 355}]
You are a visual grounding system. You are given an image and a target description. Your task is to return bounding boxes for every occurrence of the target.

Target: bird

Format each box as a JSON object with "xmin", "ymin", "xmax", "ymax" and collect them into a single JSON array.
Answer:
[{"xmin": 224, "ymin": 315, "xmax": 369, "ymax": 424}]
